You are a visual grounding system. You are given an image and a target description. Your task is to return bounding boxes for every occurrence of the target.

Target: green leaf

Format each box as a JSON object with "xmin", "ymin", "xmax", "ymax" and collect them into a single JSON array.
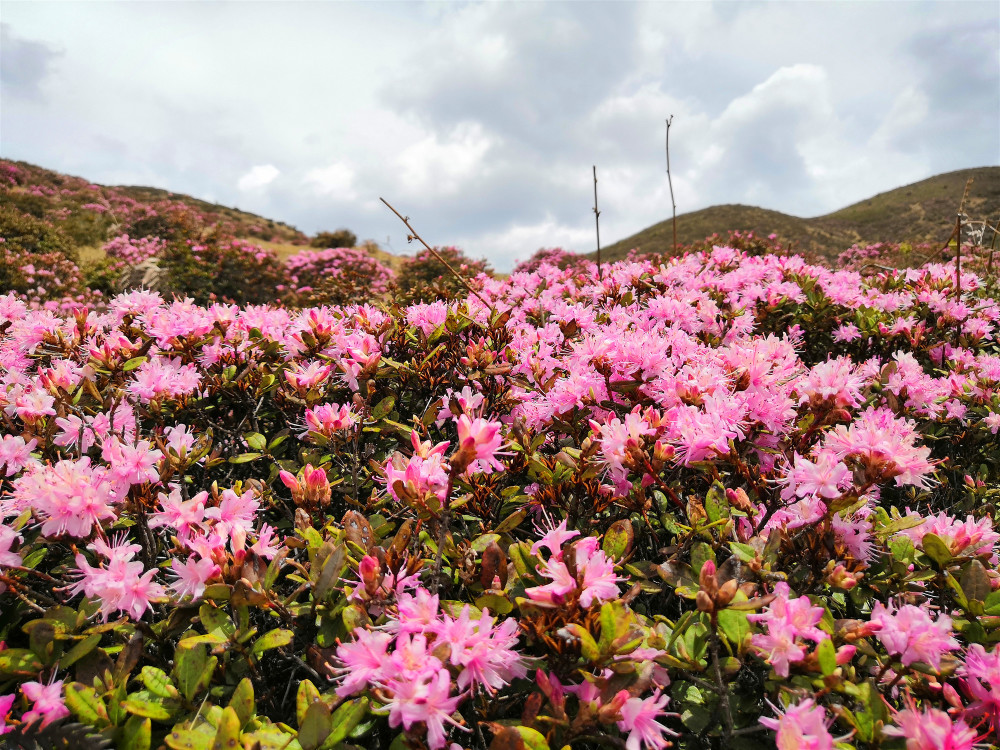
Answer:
[
  {"xmin": 690, "ymin": 542, "xmax": 715, "ymax": 578},
  {"xmin": 602, "ymin": 519, "xmax": 634, "ymax": 559},
  {"xmin": 470, "ymin": 533, "xmax": 501, "ymax": 554},
  {"xmin": 563, "ymin": 624, "xmax": 600, "ymax": 663},
  {"xmin": 229, "ymin": 452, "xmax": 262, "ymax": 464},
  {"xmin": 199, "ymin": 603, "xmax": 235, "ymax": 641},
  {"xmin": 211, "ymin": 706, "xmax": 241, "ymax": 750},
  {"xmin": 244, "ymin": 432, "xmax": 267, "ymax": 451},
  {"xmin": 120, "ymin": 715, "xmax": 152, "ymax": 750},
  {"xmin": 298, "ymin": 700, "xmax": 332, "ymax": 750},
  {"xmin": 140, "ymin": 666, "xmax": 179, "ymax": 700},
  {"xmin": 123, "ymin": 691, "xmax": 176, "ymax": 721},
  {"xmin": 251, "ymin": 628, "xmax": 294, "ymax": 659},
  {"xmin": 321, "ymin": 697, "xmax": 369, "ymax": 749},
  {"xmin": 123, "ymin": 356, "xmax": 148, "ymax": 371},
  {"xmin": 0, "ymin": 647, "xmax": 43, "ymax": 676},
  {"xmin": 61, "ymin": 633, "xmax": 102, "ymax": 669},
  {"xmin": 228, "ymin": 677, "xmax": 255, "ymax": 729},
  {"xmin": 372, "ymin": 395, "xmax": 396, "ymax": 420},
  {"xmin": 705, "ymin": 481, "xmax": 730, "ymax": 523},
  {"xmin": 173, "ymin": 644, "xmax": 215, "ymax": 703},
  {"xmin": 495, "ymin": 508, "xmax": 528, "ymax": 534},
  {"xmin": 164, "ymin": 718, "xmax": 216, "ymax": 750},
  {"xmin": 513, "ymin": 726, "xmax": 550, "ymax": 750},
  {"xmin": 297, "ymin": 680, "xmax": 322, "ymax": 726},
  {"xmin": 64, "ymin": 682, "xmax": 110, "ymax": 727},
  {"xmin": 921, "ymin": 533, "xmax": 952, "ymax": 567},
  {"xmin": 717, "ymin": 608, "xmax": 750, "ymax": 649},
  {"xmin": 475, "ymin": 593, "xmax": 514, "ymax": 615},
  {"xmin": 817, "ymin": 638, "xmax": 837, "ymax": 676},
  {"xmin": 961, "ymin": 559, "xmax": 991, "ymax": 603}
]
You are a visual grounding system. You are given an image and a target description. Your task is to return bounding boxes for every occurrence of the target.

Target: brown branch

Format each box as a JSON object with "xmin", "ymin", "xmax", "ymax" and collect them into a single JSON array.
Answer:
[
  {"xmin": 593, "ymin": 165, "xmax": 602, "ymax": 280},
  {"xmin": 666, "ymin": 116, "xmax": 677, "ymax": 255},
  {"xmin": 379, "ymin": 198, "xmax": 494, "ymax": 312}
]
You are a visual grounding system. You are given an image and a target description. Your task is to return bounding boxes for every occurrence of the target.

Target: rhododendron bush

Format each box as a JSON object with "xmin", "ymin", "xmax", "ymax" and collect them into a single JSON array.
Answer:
[{"xmin": 1, "ymin": 247, "xmax": 1000, "ymax": 750}]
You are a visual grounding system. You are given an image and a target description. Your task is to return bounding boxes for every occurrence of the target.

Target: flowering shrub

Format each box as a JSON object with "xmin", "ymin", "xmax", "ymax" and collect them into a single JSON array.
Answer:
[
  {"xmin": 285, "ymin": 247, "xmax": 396, "ymax": 306},
  {"xmin": 396, "ymin": 246, "xmax": 493, "ymax": 303},
  {"xmin": 158, "ymin": 235, "xmax": 290, "ymax": 305},
  {"xmin": 1, "ymin": 246, "xmax": 1000, "ymax": 750}
]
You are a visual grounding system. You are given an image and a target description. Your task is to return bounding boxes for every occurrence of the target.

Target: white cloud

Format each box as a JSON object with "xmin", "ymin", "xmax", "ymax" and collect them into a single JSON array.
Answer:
[
  {"xmin": 237, "ymin": 164, "xmax": 280, "ymax": 192},
  {"xmin": 304, "ymin": 163, "xmax": 356, "ymax": 199},
  {"xmin": 396, "ymin": 121, "xmax": 494, "ymax": 196},
  {"xmin": 0, "ymin": 1, "xmax": 995, "ymax": 270}
]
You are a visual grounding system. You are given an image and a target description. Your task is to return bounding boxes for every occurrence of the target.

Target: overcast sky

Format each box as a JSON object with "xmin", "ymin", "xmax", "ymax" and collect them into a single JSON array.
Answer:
[{"xmin": 2, "ymin": 1, "xmax": 998, "ymax": 269}]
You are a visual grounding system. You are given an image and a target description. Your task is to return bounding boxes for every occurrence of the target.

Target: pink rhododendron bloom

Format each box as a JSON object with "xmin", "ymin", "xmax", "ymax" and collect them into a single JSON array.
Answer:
[
  {"xmin": 69, "ymin": 538, "xmax": 166, "ymax": 621},
  {"xmin": 454, "ymin": 414, "xmax": 505, "ymax": 474},
  {"xmin": 530, "ymin": 518, "xmax": 580, "ymax": 559},
  {"xmin": 333, "ymin": 629, "xmax": 394, "ymax": 697},
  {"xmin": 204, "ymin": 488, "xmax": 259, "ymax": 538},
  {"xmin": 383, "ymin": 669, "xmax": 467, "ymax": 750},
  {"xmin": 617, "ymin": 690, "xmax": 676, "ymax": 750},
  {"xmin": 149, "ymin": 488, "xmax": 208, "ymax": 541},
  {"xmin": 869, "ymin": 601, "xmax": 959, "ymax": 670},
  {"xmin": 102, "ymin": 437, "xmax": 163, "ymax": 486},
  {"xmin": 20, "ymin": 679, "xmax": 68, "ymax": 728},
  {"xmin": 302, "ymin": 403, "xmax": 356, "ymax": 438},
  {"xmin": 883, "ymin": 702, "xmax": 977, "ymax": 750},
  {"xmin": 0, "ymin": 435, "xmax": 36, "ymax": 477},
  {"xmin": 169, "ymin": 555, "xmax": 220, "ymax": 600},
  {"xmin": 784, "ymin": 451, "xmax": 851, "ymax": 499},
  {"xmin": 8, "ymin": 457, "xmax": 125, "ymax": 538},
  {"xmin": 759, "ymin": 698, "xmax": 834, "ymax": 750},
  {"xmin": 749, "ymin": 582, "xmax": 828, "ymax": 677},
  {"xmin": 0, "ymin": 692, "xmax": 14, "ymax": 734},
  {"xmin": 896, "ymin": 510, "xmax": 999, "ymax": 562},
  {"xmin": 959, "ymin": 643, "xmax": 1000, "ymax": 729}
]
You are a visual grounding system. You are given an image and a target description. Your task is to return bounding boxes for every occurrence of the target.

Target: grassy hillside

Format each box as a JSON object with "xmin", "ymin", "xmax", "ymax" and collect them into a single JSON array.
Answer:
[{"xmin": 600, "ymin": 166, "xmax": 1000, "ymax": 262}]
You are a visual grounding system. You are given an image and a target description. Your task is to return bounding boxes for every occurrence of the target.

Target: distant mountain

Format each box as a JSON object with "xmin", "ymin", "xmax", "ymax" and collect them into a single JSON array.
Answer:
[{"xmin": 599, "ymin": 166, "xmax": 1000, "ymax": 262}]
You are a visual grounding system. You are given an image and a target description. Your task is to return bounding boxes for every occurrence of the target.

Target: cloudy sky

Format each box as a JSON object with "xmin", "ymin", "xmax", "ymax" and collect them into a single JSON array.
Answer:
[{"xmin": 2, "ymin": 1, "xmax": 998, "ymax": 269}]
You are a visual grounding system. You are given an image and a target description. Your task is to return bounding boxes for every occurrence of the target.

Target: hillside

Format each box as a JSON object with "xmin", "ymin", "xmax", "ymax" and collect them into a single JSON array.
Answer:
[
  {"xmin": 600, "ymin": 166, "xmax": 1000, "ymax": 262},
  {"xmin": 0, "ymin": 159, "xmax": 310, "ymax": 248}
]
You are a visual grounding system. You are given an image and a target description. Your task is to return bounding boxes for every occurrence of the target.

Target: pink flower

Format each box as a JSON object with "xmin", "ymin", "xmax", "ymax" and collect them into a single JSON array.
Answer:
[
  {"xmin": 530, "ymin": 518, "xmax": 580, "ymax": 559},
  {"xmin": 617, "ymin": 690, "xmax": 675, "ymax": 750},
  {"xmin": 149, "ymin": 488, "xmax": 208, "ymax": 541},
  {"xmin": 0, "ymin": 435, "xmax": 36, "ymax": 477},
  {"xmin": 21, "ymin": 679, "xmax": 68, "ymax": 728},
  {"xmin": 524, "ymin": 557, "xmax": 577, "ymax": 607},
  {"xmin": 749, "ymin": 583, "xmax": 828, "ymax": 677},
  {"xmin": 0, "ymin": 692, "xmax": 14, "ymax": 734},
  {"xmin": 102, "ymin": 437, "xmax": 163, "ymax": 486},
  {"xmin": 870, "ymin": 601, "xmax": 959, "ymax": 670},
  {"xmin": 759, "ymin": 698, "xmax": 834, "ymax": 750},
  {"xmin": 169, "ymin": 556, "xmax": 220, "ymax": 600},
  {"xmin": 333, "ymin": 629, "xmax": 394, "ymax": 697},
  {"xmin": 453, "ymin": 414, "xmax": 505, "ymax": 474},
  {"xmin": 959, "ymin": 643, "xmax": 1000, "ymax": 730},
  {"xmin": 883, "ymin": 701, "xmax": 977, "ymax": 750},
  {"xmin": 785, "ymin": 451, "xmax": 850, "ymax": 499},
  {"xmin": 382, "ymin": 668, "xmax": 467, "ymax": 750}
]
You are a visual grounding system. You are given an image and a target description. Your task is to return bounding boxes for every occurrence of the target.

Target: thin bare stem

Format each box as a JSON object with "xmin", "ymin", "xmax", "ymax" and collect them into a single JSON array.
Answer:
[
  {"xmin": 379, "ymin": 198, "xmax": 494, "ymax": 312},
  {"xmin": 593, "ymin": 165, "xmax": 602, "ymax": 280},
  {"xmin": 665, "ymin": 116, "xmax": 677, "ymax": 255}
]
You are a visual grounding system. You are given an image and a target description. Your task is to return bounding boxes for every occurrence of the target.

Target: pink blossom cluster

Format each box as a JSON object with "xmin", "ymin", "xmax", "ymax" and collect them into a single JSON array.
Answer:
[{"xmin": 333, "ymin": 590, "xmax": 524, "ymax": 748}]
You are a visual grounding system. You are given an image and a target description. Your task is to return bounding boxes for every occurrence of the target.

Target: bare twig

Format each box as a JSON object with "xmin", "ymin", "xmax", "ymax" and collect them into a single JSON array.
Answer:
[
  {"xmin": 665, "ymin": 116, "xmax": 677, "ymax": 255},
  {"xmin": 593, "ymin": 165, "xmax": 602, "ymax": 280},
  {"xmin": 379, "ymin": 198, "xmax": 494, "ymax": 311}
]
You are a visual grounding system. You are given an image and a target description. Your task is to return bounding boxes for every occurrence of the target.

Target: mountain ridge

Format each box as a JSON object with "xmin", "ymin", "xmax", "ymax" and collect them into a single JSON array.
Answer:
[{"xmin": 599, "ymin": 166, "xmax": 1000, "ymax": 261}]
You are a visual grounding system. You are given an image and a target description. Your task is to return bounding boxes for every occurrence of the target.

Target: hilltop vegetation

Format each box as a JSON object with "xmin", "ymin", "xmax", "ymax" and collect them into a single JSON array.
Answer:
[{"xmin": 600, "ymin": 166, "xmax": 1000, "ymax": 262}]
